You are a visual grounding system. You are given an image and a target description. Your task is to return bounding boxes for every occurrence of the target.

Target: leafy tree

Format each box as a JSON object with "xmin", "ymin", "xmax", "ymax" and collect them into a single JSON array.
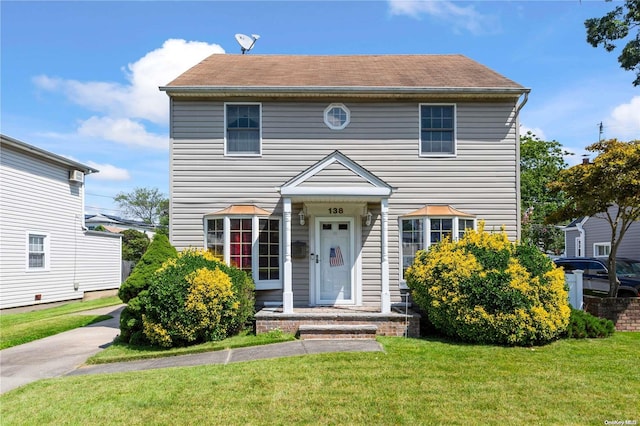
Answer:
[
  {"xmin": 120, "ymin": 229, "xmax": 150, "ymax": 262},
  {"xmin": 585, "ymin": 0, "xmax": 640, "ymax": 86},
  {"xmin": 114, "ymin": 187, "xmax": 169, "ymax": 227},
  {"xmin": 548, "ymin": 139, "xmax": 640, "ymax": 296},
  {"xmin": 520, "ymin": 132, "xmax": 570, "ymax": 253}
]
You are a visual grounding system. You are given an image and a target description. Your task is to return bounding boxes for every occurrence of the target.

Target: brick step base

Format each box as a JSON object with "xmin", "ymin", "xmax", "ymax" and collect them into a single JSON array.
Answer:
[{"xmin": 297, "ymin": 324, "xmax": 378, "ymax": 340}]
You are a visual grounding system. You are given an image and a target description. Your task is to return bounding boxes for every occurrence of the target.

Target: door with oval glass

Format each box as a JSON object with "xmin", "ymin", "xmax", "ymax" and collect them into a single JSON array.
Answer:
[{"xmin": 316, "ymin": 218, "xmax": 354, "ymax": 304}]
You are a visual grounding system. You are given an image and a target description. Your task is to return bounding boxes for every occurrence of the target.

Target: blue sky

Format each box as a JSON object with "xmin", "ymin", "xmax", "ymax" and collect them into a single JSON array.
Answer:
[{"xmin": 2, "ymin": 1, "xmax": 638, "ymax": 218}]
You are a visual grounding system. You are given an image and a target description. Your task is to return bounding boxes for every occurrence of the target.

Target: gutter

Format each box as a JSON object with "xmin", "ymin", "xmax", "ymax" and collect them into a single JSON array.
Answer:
[{"xmin": 159, "ymin": 85, "xmax": 529, "ymax": 98}]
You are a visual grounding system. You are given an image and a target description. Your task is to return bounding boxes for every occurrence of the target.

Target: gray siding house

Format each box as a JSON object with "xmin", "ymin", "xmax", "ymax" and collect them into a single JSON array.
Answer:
[
  {"xmin": 0, "ymin": 134, "xmax": 122, "ymax": 309},
  {"xmin": 564, "ymin": 205, "xmax": 640, "ymax": 259},
  {"xmin": 160, "ymin": 54, "xmax": 529, "ymax": 318}
]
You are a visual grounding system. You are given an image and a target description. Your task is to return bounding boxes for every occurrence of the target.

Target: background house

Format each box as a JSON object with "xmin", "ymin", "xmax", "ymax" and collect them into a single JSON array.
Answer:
[
  {"xmin": 563, "ymin": 205, "xmax": 640, "ymax": 258},
  {"xmin": 160, "ymin": 54, "xmax": 529, "ymax": 323},
  {"xmin": 0, "ymin": 134, "xmax": 122, "ymax": 310},
  {"xmin": 85, "ymin": 213, "xmax": 156, "ymax": 238}
]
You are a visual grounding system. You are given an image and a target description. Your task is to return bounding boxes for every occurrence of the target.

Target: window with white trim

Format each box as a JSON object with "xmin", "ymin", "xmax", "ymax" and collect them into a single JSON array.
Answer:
[
  {"xmin": 26, "ymin": 232, "xmax": 49, "ymax": 271},
  {"xmin": 400, "ymin": 217, "xmax": 475, "ymax": 280},
  {"xmin": 324, "ymin": 103, "xmax": 350, "ymax": 130},
  {"xmin": 420, "ymin": 104, "xmax": 456, "ymax": 156},
  {"xmin": 225, "ymin": 103, "xmax": 261, "ymax": 155},
  {"xmin": 593, "ymin": 243, "xmax": 611, "ymax": 257},
  {"xmin": 205, "ymin": 216, "xmax": 281, "ymax": 289}
]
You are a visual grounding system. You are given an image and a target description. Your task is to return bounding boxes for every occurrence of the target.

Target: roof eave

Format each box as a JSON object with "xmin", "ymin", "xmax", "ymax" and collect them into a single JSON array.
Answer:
[
  {"xmin": 159, "ymin": 85, "xmax": 530, "ymax": 99},
  {"xmin": 1, "ymin": 134, "xmax": 99, "ymax": 174}
]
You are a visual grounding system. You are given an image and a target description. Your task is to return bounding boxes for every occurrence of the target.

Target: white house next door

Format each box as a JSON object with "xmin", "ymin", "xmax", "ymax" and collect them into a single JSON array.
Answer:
[{"xmin": 316, "ymin": 218, "xmax": 354, "ymax": 305}]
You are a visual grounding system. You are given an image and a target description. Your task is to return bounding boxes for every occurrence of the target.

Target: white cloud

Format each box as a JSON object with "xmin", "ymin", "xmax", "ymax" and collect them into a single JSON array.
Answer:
[
  {"xmin": 33, "ymin": 39, "xmax": 224, "ymax": 147},
  {"xmin": 606, "ymin": 96, "xmax": 640, "ymax": 141},
  {"xmin": 520, "ymin": 125, "xmax": 547, "ymax": 141},
  {"xmin": 78, "ymin": 116, "xmax": 168, "ymax": 149},
  {"xmin": 388, "ymin": 0, "xmax": 498, "ymax": 34},
  {"xmin": 85, "ymin": 161, "xmax": 131, "ymax": 181}
]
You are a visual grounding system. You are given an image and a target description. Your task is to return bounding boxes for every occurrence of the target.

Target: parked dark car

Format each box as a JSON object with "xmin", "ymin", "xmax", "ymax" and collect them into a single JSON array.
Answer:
[{"xmin": 553, "ymin": 257, "xmax": 640, "ymax": 297}]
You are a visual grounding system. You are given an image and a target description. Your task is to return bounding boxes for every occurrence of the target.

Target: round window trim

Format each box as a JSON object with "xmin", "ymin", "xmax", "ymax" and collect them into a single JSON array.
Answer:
[{"xmin": 324, "ymin": 103, "xmax": 350, "ymax": 130}]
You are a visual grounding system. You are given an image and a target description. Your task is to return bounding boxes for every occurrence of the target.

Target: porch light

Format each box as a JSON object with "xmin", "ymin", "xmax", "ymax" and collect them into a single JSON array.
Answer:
[
  {"xmin": 365, "ymin": 211, "xmax": 372, "ymax": 226},
  {"xmin": 299, "ymin": 210, "xmax": 305, "ymax": 226}
]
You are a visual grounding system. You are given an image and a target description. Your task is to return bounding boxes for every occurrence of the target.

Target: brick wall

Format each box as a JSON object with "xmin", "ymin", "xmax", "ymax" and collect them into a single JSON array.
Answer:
[
  {"xmin": 256, "ymin": 314, "xmax": 421, "ymax": 337},
  {"xmin": 583, "ymin": 296, "xmax": 640, "ymax": 331}
]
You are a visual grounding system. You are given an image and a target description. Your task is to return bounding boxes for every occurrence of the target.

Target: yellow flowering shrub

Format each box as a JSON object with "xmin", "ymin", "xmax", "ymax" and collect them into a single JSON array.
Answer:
[
  {"xmin": 142, "ymin": 248, "xmax": 255, "ymax": 347},
  {"xmin": 406, "ymin": 223, "xmax": 570, "ymax": 346}
]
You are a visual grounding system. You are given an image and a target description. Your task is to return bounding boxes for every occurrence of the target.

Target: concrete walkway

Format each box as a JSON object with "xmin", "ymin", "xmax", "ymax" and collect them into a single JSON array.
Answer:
[{"xmin": 0, "ymin": 305, "xmax": 382, "ymax": 394}]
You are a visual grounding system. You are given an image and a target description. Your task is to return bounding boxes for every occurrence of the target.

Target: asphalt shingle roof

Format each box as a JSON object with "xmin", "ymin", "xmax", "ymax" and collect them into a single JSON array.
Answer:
[{"xmin": 164, "ymin": 54, "xmax": 525, "ymax": 91}]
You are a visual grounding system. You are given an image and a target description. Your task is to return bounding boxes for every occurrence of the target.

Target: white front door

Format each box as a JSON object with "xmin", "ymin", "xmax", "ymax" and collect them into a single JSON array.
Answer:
[{"xmin": 316, "ymin": 218, "xmax": 354, "ymax": 304}]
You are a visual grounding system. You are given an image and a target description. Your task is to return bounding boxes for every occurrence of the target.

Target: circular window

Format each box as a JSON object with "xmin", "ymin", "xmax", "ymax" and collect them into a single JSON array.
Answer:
[{"xmin": 324, "ymin": 104, "xmax": 350, "ymax": 130}]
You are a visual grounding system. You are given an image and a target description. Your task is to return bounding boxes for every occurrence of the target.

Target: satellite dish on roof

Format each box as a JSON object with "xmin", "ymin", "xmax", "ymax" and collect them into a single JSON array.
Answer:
[{"xmin": 235, "ymin": 33, "xmax": 260, "ymax": 54}]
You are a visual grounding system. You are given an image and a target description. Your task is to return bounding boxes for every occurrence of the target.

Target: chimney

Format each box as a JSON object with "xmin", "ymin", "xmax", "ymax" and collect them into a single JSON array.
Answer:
[{"xmin": 582, "ymin": 158, "xmax": 590, "ymax": 165}]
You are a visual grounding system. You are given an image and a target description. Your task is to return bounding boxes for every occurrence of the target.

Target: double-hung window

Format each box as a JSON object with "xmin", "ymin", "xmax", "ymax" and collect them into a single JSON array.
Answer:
[
  {"xmin": 400, "ymin": 215, "xmax": 475, "ymax": 283},
  {"xmin": 593, "ymin": 243, "xmax": 611, "ymax": 257},
  {"xmin": 205, "ymin": 215, "xmax": 281, "ymax": 289},
  {"xmin": 420, "ymin": 104, "xmax": 456, "ymax": 156},
  {"xmin": 26, "ymin": 232, "xmax": 49, "ymax": 271},
  {"xmin": 225, "ymin": 103, "xmax": 261, "ymax": 155}
]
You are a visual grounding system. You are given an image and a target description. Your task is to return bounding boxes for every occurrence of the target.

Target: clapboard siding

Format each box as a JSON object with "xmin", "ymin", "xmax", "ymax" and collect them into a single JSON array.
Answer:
[
  {"xmin": 582, "ymin": 206, "xmax": 640, "ymax": 258},
  {"xmin": 170, "ymin": 99, "xmax": 519, "ymax": 306},
  {"xmin": 0, "ymin": 142, "xmax": 122, "ymax": 309}
]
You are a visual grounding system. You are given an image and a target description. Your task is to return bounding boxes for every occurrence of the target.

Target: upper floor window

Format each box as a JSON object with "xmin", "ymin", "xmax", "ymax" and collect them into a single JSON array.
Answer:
[
  {"xmin": 324, "ymin": 103, "xmax": 350, "ymax": 130},
  {"xmin": 226, "ymin": 103, "xmax": 261, "ymax": 155},
  {"xmin": 420, "ymin": 104, "xmax": 456, "ymax": 156},
  {"xmin": 26, "ymin": 232, "xmax": 49, "ymax": 271}
]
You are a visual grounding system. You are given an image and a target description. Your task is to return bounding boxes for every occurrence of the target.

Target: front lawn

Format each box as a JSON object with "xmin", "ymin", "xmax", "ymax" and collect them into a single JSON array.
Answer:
[
  {"xmin": 0, "ymin": 296, "xmax": 122, "ymax": 349},
  {"xmin": 1, "ymin": 333, "xmax": 638, "ymax": 424}
]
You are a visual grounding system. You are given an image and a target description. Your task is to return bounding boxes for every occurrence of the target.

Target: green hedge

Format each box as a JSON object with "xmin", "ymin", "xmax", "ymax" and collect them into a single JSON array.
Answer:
[
  {"xmin": 141, "ymin": 249, "xmax": 255, "ymax": 347},
  {"xmin": 406, "ymin": 223, "xmax": 571, "ymax": 346},
  {"xmin": 565, "ymin": 309, "xmax": 615, "ymax": 338}
]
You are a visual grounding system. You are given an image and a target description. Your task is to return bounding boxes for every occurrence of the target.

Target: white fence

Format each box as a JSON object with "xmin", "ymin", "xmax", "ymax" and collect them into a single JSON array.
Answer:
[{"xmin": 565, "ymin": 270, "xmax": 584, "ymax": 310}]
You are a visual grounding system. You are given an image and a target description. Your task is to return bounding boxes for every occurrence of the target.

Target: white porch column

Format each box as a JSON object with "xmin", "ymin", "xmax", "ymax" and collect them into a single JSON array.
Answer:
[
  {"xmin": 381, "ymin": 198, "xmax": 391, "ymax": 313},
  {"xmin": 283, "ymin": 198, "xmax": 294, "ymax": 313}
]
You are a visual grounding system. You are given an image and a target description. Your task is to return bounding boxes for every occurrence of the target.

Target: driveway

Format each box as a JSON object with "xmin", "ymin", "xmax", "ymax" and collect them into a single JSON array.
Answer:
[{"xmin": 0, "ymin": 305, "xmax": 124, "ymax": 394}]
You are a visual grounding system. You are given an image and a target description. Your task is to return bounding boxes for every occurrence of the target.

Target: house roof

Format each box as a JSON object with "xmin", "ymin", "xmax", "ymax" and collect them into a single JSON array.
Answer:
[
  {"xmin": 205, "ymin": 205, "xmax": 273, "ymax": 216},
  {"xmin": 84, "ymin": 214, "xmax": 156, "ymax": 229},
  {"xmin": 404, "ymin": 205, "xmax": 475, "ymax": 217},
  {"xmin": 1, "ymin": 134, "xmax": 98, "ymax": 174},
  {"xmin": 161, "ymin": 54, "xmax": 528, "ymax": 98}
]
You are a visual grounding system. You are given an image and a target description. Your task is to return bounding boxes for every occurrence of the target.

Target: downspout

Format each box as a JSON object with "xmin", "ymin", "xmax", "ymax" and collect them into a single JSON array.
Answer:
[
  {"xmin": 576, "ymin": 222, "xmax": 585, "ymax": 257},
  {"xmin": 514, "ymin": 90, "xmax": 530, "ymax": 241},
  {"xmin": 516, "ymin": 91, "xmax": 529, "ymax": 115}
]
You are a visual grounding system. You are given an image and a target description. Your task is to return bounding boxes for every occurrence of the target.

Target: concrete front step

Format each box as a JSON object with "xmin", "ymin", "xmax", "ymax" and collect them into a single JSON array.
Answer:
[{"xmin": 297, "ymin": 324, "xmax": 378, "ymax": 340}]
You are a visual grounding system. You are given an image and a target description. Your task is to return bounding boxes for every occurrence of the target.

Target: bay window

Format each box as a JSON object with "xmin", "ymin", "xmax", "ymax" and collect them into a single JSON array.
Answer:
[
  {"xmin": 400, "ymin": 213, "xmax": 476, "ymax": 282},
  {"xmin": 206, "ymin": 215, "xmax": 281, "ymax": 289}
]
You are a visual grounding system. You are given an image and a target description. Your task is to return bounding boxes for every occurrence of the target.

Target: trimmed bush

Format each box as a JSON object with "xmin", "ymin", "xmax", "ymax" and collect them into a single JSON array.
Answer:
[
  {"xmin": 406, "ymin": 222, "xmax": 571, "ymax": 346},
  {"xmin": 118, "ymin": 233, "xmax": 177, "ymax": 343},
  {"xmin": 118, "ymin": 233, "xmax": 177, "ymax": 303},
  {"xmin": 141, "ymin": 249, "xmax": 255, "ymax": 348},
  {"xmin": 565, "ymin": 308, "xmax": 615, "ymax": 338}
]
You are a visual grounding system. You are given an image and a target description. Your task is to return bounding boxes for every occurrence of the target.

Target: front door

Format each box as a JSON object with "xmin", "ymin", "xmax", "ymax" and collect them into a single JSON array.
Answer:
[{"xmin": 316, "ymin": 219, "xmax": 354, "ymax": 304}]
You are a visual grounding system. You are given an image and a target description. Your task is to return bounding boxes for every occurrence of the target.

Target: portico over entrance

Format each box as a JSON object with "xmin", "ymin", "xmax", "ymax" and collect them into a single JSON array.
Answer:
[{"xmin": 278, "ymin": 151, "xmax": 394, "ymax": 314}]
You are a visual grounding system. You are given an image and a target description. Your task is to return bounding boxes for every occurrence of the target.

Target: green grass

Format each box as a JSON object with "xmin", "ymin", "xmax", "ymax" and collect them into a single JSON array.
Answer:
[
  {"xmin": 1, "ymin": 333, "xmax": 638, "ymax": 425},
  {"xmin": 88, "ymin": 330, "xmax": 297, "ymax": 364},
  {"xmin": 0, "ymin": 296, "xmax": 122, "ymax": 349}
]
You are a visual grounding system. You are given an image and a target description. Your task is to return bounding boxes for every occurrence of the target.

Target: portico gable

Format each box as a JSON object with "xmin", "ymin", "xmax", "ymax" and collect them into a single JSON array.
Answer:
[{"xmin": 278, "ymin": 151, "xmax": 394, "ymax": 314}]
